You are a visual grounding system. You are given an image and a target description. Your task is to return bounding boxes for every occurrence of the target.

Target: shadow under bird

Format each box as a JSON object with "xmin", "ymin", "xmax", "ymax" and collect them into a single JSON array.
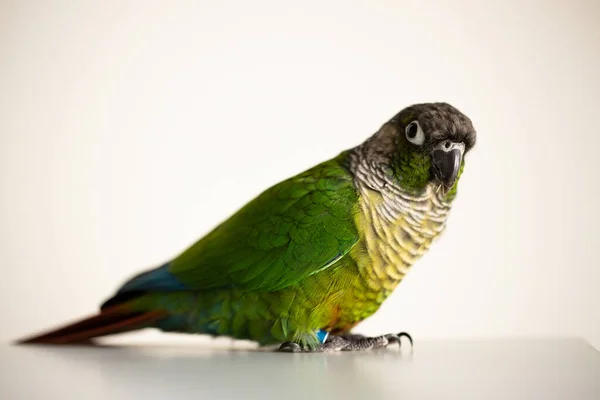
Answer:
[{"xmin": 18, "ymin": 102, "xmax": 476, "ymax": 352}]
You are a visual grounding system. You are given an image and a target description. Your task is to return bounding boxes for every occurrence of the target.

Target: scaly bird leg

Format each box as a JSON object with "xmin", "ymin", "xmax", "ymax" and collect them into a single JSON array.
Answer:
[{"xmin": 277, "ymin": 332, "xmax": 413, "ymax": 353}]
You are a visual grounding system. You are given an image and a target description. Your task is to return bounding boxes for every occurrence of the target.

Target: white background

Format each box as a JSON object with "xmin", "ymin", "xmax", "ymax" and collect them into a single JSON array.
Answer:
[{"xmin": 1, "ymin": 0, "xmax": 599, "ymax": 349}]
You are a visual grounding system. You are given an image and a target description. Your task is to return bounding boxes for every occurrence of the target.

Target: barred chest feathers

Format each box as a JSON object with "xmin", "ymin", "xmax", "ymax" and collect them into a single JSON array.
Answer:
[{"xmin": 349, "ymin": 155, "xmax": 452, "ymax": 296}]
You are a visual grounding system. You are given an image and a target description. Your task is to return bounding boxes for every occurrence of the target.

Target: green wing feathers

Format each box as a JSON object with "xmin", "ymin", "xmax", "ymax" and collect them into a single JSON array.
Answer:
[
  {"xmin": 169, "ymin": 152, "xmax": 360, "ymax": 292},
  {"xmin": 18, "ymin": 152, "xmax": 362, "ymax": 346}
]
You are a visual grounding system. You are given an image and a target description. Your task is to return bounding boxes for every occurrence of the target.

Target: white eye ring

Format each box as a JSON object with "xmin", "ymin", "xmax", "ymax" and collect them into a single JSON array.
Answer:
[{"xmin": 405, "ymin": 121, "xmax": 425, "ymax": 146}]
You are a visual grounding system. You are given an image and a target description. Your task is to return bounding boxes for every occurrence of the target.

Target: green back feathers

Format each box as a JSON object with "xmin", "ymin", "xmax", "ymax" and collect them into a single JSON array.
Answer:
[{"xmin": 168, "ymin": 152, "xmax": 360, "ymax": 292}]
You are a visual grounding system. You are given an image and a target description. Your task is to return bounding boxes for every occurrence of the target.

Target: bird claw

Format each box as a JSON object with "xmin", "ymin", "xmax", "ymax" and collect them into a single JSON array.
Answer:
[
  {"xmin": 384, "ymin": 332, "xmax": 413, "ymax": 349},
  {"xmin": 278, "ymin": 341, "xmax": 303, "ymax": 353},
  {"xmin": 276, "ymin": 332, "xmax": 413, "ymax": 353}
]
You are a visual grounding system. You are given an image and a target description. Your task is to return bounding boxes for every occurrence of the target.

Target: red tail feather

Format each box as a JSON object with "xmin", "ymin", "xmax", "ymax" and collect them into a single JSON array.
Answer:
[{"xmin": 16, "ymin": 306, "xmax": 167, "ymax": 345}]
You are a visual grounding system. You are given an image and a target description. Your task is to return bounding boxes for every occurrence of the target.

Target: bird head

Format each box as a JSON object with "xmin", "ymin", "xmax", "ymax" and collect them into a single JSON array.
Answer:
[{"xmin": 360, "ymin": 102, "xmax": 476, "ymax": 199}]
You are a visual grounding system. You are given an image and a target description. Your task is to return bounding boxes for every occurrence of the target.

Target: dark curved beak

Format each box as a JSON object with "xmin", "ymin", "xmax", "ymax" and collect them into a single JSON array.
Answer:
[{"xmin": 431, "ymin": 142, "xmax": 463, "ymax": 195}]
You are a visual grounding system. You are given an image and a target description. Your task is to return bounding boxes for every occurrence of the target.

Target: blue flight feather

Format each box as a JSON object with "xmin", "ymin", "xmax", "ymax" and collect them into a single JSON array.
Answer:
[{"xmin": 117, "ymin": 263, "xmax": 188, "ymax": 294}]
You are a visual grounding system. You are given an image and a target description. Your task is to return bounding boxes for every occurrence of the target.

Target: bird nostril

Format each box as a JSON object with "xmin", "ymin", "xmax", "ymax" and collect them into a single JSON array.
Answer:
[{"xmin": 444, "ymin": 141, "xmax": 451, "ymax": 149}]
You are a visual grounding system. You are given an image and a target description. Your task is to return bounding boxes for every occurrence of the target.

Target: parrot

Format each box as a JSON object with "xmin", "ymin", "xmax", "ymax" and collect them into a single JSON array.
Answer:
[{"xmin": 17, "ymin": 102, "xmax": 476, "ymax": 352}]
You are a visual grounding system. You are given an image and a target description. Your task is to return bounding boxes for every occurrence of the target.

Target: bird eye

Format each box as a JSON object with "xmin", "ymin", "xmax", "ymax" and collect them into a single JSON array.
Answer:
[{"xmin": 405, "ymin": 121, "xmax": 425, "ymax": 145}]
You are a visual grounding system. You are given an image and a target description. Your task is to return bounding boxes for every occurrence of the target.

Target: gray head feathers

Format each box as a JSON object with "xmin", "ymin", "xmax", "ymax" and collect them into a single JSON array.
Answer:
[
  {"xmin": 358, "ymin": 102, "xmax": 476, "ymax": 164},
  {"xmin": 392, "ymin": 102, "xmax": 476, "ymax": 151}
]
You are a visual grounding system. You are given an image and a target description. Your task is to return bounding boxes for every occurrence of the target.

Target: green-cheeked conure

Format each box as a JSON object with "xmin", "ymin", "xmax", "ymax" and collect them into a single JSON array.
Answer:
[{"xmin": 18, "ymin": 102, "xmax": 476, "ymax": 352}]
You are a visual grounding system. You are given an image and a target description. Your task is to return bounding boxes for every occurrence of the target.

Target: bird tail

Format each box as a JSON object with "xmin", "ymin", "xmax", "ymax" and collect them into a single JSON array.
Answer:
[{"xmin": 15, "ymin": 305, "xmax": 168, "ymax": 345}]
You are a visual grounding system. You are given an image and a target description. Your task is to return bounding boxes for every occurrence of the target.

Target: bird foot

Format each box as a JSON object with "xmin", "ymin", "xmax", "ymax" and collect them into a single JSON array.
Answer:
[
  {"xmin": 278, "ymin": 341, "xmax": 303, "ymax": 353},
  {"xmin": 277, "ymin": 332, "xmax": 413, "ymax": 353}
]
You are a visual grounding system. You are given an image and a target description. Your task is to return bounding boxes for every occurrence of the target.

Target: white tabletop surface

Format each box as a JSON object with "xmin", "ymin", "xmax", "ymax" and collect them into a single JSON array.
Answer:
[{"xmin": 1, "ymin": 338, "xmax": 598, "ymax": 400}]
